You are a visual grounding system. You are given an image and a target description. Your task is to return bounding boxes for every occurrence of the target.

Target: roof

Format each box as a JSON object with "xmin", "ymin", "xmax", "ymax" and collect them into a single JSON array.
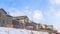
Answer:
[
  {"xmin": 15, "ymin": 16, "xmax": 28, "ymax": 19},
  {"xmin": 0, "ymin": 8, "xmax": 7, "ymax": 14},
  {"xmin": 6, "ymin": 14, "xmax": 12, "ymax": 17},
  {"xmin": 17, "ymin": 16, "xmax": 28, "ymax": 18}
]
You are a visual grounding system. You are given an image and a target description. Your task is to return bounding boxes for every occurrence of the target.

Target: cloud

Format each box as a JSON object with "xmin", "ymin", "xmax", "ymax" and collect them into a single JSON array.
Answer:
[
  {"xmin": 55, "ymin": 12, "xmax": 60, "ymax": 17},
  {"xmin": 23, "ymin": 9, "xmax": 45, "ymax": 24},
  {"xmin": 32, "ymin": 10, "xmax": 44, "ymax": 23},
  {"xmin": 44, "ymin": 6, "xmax": 60, "ymax": 32},
  {"xmin": 49, "ymin": 0, "xmax": 60, "ymax": 4},
  {"xmin": 53, "ymin": 12, "xmax": 60, "ymax": 32},
  {"xmin": 33, "ymin": 10, "xmax": 43, "ymax": 20},
  {"xmin": 7, "ymin": 7, "xmax": 33, "ymax": 20},
  {"xmin": 7, "ymin": 7, "xmax": 26, "ymax": 16},
  {"xmin": 23, "ymin": 7, "xmax": 44, "ymax": 23},
  {"xmin": 8, "ymin": 7, "xmax": 44, "ymax": 23}
]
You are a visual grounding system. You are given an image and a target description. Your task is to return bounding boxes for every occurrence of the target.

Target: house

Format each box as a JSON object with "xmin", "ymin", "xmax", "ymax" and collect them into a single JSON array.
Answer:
[
  {"xmin": 12, "ymin": 19, "xmax": 20, "ymax": 28},
  {"xmin": 12, "ymin": 16, "xmax": 29, "ymax": 29},
  {"xmin": 14, "ymin": 16, "xmax": 28, "ymax": 23},
  {"xmin": 0, "ymin": 8, "xmax": 13, "ymax": 28},
  {"xmin": 25, "ymin": 21, "xmax": 37, "ymax": 30},
  {"xmin": 52, "ymin": 28, "xmax": 57, "ymax": 34},
  {"xmin": 36, "ymin": 24, "xmax": 41, "ymax": 30},
  {"xmin": 46, "ymin": 25, "xmax": 53, "ymax": 32},
  {"xmin": 36, "ymin": 23, "xmax": 47, "ymax": 31}
]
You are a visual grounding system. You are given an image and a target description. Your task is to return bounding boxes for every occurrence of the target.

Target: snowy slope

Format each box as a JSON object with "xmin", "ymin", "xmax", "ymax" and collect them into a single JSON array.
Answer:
[{"xmin": 0, "ymin": 27, "xmax": 49, "ymax": 34}]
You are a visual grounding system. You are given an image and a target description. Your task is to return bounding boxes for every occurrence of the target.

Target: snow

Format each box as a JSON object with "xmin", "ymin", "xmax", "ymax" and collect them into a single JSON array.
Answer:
[{"xmin": 0, "ymin": 27, "xmax": 49, "ymax": 34}]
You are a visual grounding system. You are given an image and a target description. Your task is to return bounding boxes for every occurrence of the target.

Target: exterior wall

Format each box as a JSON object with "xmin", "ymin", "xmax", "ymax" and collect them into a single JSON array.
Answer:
[
  {"xmin": 15, "ymin": 16, "xmax": 28, "ymax": 23},
  {"xmin": 36, "ymin": 24, "xmax": 46, "ymax": 31},
  {"xmin": 25, "ymin": 21, "xmax": 36, "ymax": 30},
  {"xmin": 0, "ymin": 9, "xmax": 7, "ymax": 17},
  {"xmin": 0, "ymin": 16, "xmax": 12, "ymax": 27},
  {"xmin": 6, "ymin": 24, "xmax": 13, "ymax": 28},
  {"xmin": 12, "ymin": 20, "xmax": 20, "ymax": 28},
  {"xmin": 13, "ymin": 16, "xmax": 29, "ymax": 29},
  {"xmin": 46, "ymin": 25, "xmax": 53, "ymax": 31},
  {"xmin": 0, "ymin": 9, "xmax": 12, "ymax": 27}
]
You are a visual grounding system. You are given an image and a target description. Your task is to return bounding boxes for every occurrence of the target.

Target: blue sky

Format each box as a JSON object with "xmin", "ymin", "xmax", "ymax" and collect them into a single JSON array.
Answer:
[{"xmin": 0, "ymin": 0, "xmax": 60, "ymax": 32}]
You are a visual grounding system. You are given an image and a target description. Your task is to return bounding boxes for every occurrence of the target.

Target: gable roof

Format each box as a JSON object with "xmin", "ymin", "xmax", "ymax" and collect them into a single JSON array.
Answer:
[{"xmin": 0, "ymin": 8, "xmax": 7, "ymax": 14}]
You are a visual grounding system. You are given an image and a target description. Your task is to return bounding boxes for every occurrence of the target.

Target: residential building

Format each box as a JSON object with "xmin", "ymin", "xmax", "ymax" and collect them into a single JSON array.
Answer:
[
  {"xmin": 12, "ymin": 19, "xmax": 20, "ymax": 28},
  {"xmin": 46, "ymin": 25, "xmax": 53, "ymax": 31},
  {"xmin": 13, "ymin": 16, "xmax": 37, "ymax": 30},
  {"xmin": 36, "ymin": 24, "xmax": 41, "ymax": 30},
  {"xmin": 36, "ymin": 24, "xmax": 47, "ymax": 32},
  {"xmin": 25, "ymin": 21, "xmax": 37, "ymax": 30},
  {"xmin": 12, "ymin": 16, "xmax": 29, "ymax": 29},
  {"xmin": 0, "ymin": 8, "xmax": 13, "ymax": 28}
]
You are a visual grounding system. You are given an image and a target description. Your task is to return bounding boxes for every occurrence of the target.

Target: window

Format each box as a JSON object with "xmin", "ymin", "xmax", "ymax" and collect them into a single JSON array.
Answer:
[
  {"xmin": 0, "ymin": 13, "xmax": 1, "ymax": 17},
  {"xmin": 0, "ymin": 20, "xmax": 1, "ymax": 22},
  {"xmin": 2, "ymin": 20, "xmax": 5, "ymax": 24},
  {"xmin": 25, "ymin": 18, "xmax": 28, "ymax": 23},
  {"xmin": 1, "ymin": 20, "xmax": 5, "ymax": 27},
  {"xmin": 20, "ymin": 19, "xmax": 24, "ymax": 23}
]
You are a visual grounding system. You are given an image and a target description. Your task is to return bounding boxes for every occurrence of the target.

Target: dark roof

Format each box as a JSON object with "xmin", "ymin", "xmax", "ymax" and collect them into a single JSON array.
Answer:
[
  {"xmin": 18, "ymin": 16, "xmax": 28, "ymax": 18},
  {"xmin": 15, "ymin": 16, "xmax": 28, "ymax": 19},
  {"xmin": 6, "ymin": 14, "xmax": 12, "ymax": 17},
  {"xmin": 0, "ymin": 8, "xmax": 7, "ymax": 14}
]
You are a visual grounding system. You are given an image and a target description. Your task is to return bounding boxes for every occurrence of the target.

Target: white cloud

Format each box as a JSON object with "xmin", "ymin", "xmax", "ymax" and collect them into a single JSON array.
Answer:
[
  {"xmin": 33, "ymin": 10, "xmax": 43, "ymax": 20},
  {"xmin": 32, "ymin": 10, "xmax": 43, "ymax": 23},
  {"xmin": 34, "ymin": 13, "xmax": 42, "ymax": 19},
  {"xmin": 8, "ymin": 7, "xmax": 44, "ymax": 23},
  {"xmin": 22, "ymin": 7, "xmax": 44, "ymax": 23},
  {"xmin": 44, "ymin": 7, "xmax": 55, "ymax": 17},
  {"xmin": 44, "ymin": 6, "xmax": 60, "ymax": 32},
  {"xmin": 55, "ymin": 12, "xmax": 60, "ymax": 17},
  {"xmin": 49, "ymin": 0, "xmax": 60, "ymax": 4},
  {"xmin": 7, "ymin": 7, "xmax": 33, "ymax": 20},
  {"xmin": 7, "ymin": 8, "xmax": 26, "ymax": 16}
]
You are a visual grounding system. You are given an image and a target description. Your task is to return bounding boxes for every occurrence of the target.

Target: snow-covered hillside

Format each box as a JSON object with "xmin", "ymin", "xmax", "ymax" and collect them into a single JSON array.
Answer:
[{"xmin": 0, "ymin": 27, "xmax": 49, "ymax": 34}]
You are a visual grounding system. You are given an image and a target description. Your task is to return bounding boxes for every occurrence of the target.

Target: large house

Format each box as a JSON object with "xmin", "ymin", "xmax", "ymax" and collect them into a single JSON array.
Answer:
[{"xmin": 0, "ymin": 8, "xmax": 13, "ymax": 28}]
